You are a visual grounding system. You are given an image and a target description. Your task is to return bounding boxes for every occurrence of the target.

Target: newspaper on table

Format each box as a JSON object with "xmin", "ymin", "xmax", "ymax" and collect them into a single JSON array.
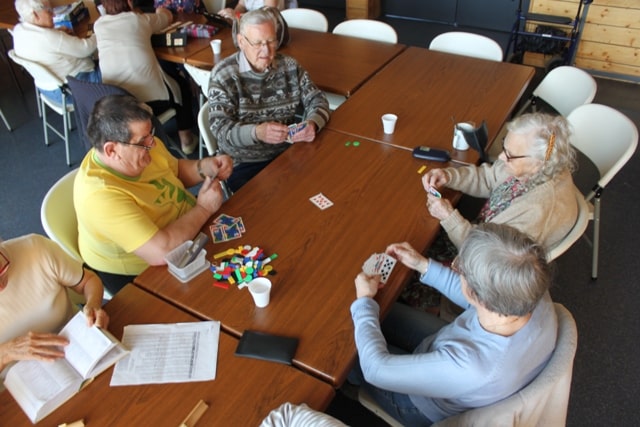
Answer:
[{"xmin": 110, "ymin": 320, "xmax": 220, "ymax": 386}]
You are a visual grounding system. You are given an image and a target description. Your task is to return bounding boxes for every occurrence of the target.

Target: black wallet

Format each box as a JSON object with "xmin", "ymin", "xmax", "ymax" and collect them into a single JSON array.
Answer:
[{"xmin": 234, "ymin": 330, "xmax": 299, "ymax": 365}]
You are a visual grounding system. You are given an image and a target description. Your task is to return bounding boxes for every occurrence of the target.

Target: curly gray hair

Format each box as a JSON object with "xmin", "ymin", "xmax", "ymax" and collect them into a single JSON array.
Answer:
[{"xmin": 506, "ymin": 112, "xmax": 577, "ymax": 183}]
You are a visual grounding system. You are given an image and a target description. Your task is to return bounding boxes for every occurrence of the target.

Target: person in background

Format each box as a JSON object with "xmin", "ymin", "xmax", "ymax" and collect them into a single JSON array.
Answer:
[
  {"xmin": 154, "ymin": 0, "xmax": 202, "ymax": 13},
  {"xmin": 12, "ymin": 0, "xmax": 101, "ymax": 104},
  {"xmin": 218, "ymin": 0, "xmax": 296, "ymax": 20},
  {"xmin": 208, "ymin": 8, "xmax": 329, "ymax": 191},
  {"xmin": 95, "ymin": 0, "xmax": 198, "ymax": 155},
  {"xmin": 349, "ymin": 223, "xmax": 557, "ymax": 426},
  {"xmin": 0, "ymin": 234, "xmax": 109, "ymax": 376},
  {"xmin": 74, "ymin": 95, "xmax": 232, "ymax": 295}
]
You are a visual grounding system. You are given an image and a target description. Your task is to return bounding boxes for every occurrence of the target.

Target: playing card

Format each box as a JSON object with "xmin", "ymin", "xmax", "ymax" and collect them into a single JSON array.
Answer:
[
  {"xmin": 427, "ymin": 186, "xmax": 442, "ymax": 198},
  {"xmin": 309, "ymin": 193, "xmax": 333, "ymax": 210},
  {"xmin": 213, "ymin": 213, "xmax": 237, "ymax": 226},
  {"xmin": 287, "ymin": 122, "xmax": 307, "ymax": 143},
  {"xmin": 362, "ymin": 253, "xmax": 397, "ymax": 284},
  {"xmin": 210, "ymin": 225, "xmax": 227, "ymax": 243}
]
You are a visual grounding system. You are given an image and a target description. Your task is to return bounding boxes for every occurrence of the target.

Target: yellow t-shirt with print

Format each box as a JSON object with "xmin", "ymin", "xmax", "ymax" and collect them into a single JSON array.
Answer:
[{"xmin": 74, "ymin": 139, "xmax": 196, "ymax": 275}]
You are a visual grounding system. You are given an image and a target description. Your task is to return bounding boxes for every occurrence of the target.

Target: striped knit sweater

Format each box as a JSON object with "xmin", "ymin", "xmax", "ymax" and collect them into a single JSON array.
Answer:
[{"xmin": 208, "ymin": 51, "xmax": 330, "ymax": 164}]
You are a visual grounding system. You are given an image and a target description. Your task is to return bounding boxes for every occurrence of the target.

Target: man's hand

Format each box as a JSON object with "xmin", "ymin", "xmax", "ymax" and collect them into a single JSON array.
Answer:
[
  {"xmin": 291, "ymin": 121, "xmax": 317, "ymax": 143},
  {"xmin": 0, "ymin": 332, "xmax": 69, "ymax": 370},
  {"xmin": 255, "ymin": 122, "xmax": 290, "ymax": 144},
  {"xmin": 386, "ymin": 242, "xmax": 430, "ymax": 275},
  {"xmin": 196, "ymin": 177, "xmax": 225, "ymax": 214},
  {"xmin": 354, "ymin": 272, "xmax": 383, "ymax": 299},
  {"xmin": 201, "ymin": 155, "xmax": 233, "ymax": 180}
]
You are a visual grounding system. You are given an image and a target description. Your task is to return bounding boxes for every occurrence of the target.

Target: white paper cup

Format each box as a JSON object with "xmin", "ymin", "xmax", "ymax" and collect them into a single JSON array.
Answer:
[
  {"xmin": 248, "ymin": 277, "xmax": 272, "ymax": 308},
  {"xmin": 381, "ymin": 114, "xmax": 398, "ymax": 134},
  {"xmin": 452, "ymin": 122, "xmax": 474, "ymax": 151},
  {"xmin": 210, "ymin": 39, "xmax": 222, "ymax": 55}
]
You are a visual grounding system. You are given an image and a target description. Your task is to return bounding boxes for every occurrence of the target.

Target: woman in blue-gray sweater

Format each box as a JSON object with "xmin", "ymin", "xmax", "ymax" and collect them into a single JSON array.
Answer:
[{"xmin": 349, "ymin": 223, "xmax": 557, "ymax": 426}]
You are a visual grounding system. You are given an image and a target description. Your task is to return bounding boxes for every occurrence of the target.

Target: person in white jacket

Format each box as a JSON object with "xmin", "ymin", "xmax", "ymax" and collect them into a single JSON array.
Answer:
[{"xmin": 13, "ymin": 0, "xmax": 101, "ymax": 104}]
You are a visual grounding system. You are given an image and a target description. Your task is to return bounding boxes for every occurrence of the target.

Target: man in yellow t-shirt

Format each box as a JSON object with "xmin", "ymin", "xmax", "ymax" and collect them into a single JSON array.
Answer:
[{"xmin": 74, "ymin": 95, "xmax": 233, "ymax": 295}]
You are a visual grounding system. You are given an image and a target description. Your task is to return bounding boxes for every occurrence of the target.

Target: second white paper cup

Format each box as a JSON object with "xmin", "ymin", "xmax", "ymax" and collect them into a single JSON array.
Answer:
[
  {"xmin": 452, "ymin": 122, "xmax": 474, "ymax": 151},
  {"xmin": 210, "ymin": 39, "xmax": 222, "ymax": 55},
  {"xmin": 381, "ymin": 114, "xmax": 398, "ymax": 134},
  {"xmin": 248, "ymin": 277, "xmax": 272, "ymax": 308}
]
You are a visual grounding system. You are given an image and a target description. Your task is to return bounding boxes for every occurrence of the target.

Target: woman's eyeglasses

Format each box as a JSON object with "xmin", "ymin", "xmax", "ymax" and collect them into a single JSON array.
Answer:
[
  {"xmin": 117, "ymin": 127, "xmax": 155, "ymax": 151},
  {"xmin": 501, "ymin": 141, "xmax": 530, "ymax": 161}
]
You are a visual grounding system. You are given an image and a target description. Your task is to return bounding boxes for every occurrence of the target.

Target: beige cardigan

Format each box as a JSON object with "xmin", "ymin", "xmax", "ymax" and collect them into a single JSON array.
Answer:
[{"xmin": 441, "ymin": 160, "xmax": 579, "ymax": 249}]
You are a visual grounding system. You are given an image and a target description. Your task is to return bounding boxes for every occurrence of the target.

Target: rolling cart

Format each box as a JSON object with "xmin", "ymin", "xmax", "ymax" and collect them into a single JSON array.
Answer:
[{"xmin": 506, "ymin": 0, "xmax": 593, "ymax": 71}]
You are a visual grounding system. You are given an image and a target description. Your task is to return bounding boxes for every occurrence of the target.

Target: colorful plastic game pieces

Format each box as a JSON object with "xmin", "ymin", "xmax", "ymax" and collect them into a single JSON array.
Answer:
[{"xmin": 210, "ymin": 245, "xmax": 278, "ymax": 290}]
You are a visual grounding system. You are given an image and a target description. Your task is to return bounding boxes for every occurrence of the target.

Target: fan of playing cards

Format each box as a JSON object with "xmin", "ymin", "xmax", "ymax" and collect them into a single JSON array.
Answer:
[
  {"xmin": 210, "ymin": 214, "xmax": 245, "ymax": 243},
  {"xmin": 362, "ymin": 253, "xmax": 397, "ymax": 284}
]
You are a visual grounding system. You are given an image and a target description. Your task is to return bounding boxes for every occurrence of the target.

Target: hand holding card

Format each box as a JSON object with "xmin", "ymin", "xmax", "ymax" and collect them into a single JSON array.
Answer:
[{"xmin": 362, "ymin": 253, "xmax": 397, "ymax": 284}]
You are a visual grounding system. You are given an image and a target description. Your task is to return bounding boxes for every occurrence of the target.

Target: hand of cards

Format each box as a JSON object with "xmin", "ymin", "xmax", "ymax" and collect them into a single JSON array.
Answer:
[
  {"xmin": 287, "ymin": 122, "xmax": 307, "ymax": 143},
  {"xmin": 210, "ymin": 214, "xmax": 245, "ymax": 243},
  {"xmin": 362, "ymin": 253, "xmax": 397, "ymax": 284},
  {"xmin": 427, "ymin": 186, "xmax": 442, "ymax": 198}
]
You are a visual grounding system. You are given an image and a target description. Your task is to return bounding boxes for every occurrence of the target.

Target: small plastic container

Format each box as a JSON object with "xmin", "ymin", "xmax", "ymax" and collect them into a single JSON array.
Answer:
[{"xmin": 165, "ymin": 240, "xmax": 210, "ymax": 283}]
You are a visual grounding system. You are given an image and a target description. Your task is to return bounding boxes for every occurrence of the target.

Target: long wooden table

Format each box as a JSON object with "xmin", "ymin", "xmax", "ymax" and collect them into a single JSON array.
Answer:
[
  {"xmin": 325, "ymin": 46, "xmax": 536, "ymax": 164},
  {"xmin": 135, "ymin": 129, "xmax": 449, "ymax": 386},
  {"xmin": 0, "ymin": 285, "xmax": 335, "ymax": 426},
  {"xmin": 186, "ymin": 28, "xmax": 406, "ymax": 97}
]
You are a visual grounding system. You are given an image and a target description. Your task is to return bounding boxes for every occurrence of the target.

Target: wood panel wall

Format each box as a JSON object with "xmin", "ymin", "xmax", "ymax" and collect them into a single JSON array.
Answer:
[{"xmin": 525, "ymin": 0, "xmax": 640, "ymax": 81}]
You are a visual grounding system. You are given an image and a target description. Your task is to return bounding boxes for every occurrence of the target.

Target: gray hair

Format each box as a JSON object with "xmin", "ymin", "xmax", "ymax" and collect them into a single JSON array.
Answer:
[
  {"xmin": 506, "ymin": 112, "xmax": 576, "ymax": 182},
  {"xmin": 238, "ymin": 8, "xmax": 277, "ymax": 35},
  {"xmin": 15, "ymin": 0, "xmax": 49, "ymax": 24},
  {"xmin": 458, "ymin": 222, "xmax": 551, "ymax": 316},
  {"xmin": 87, "ymin": 95, "xmax": 153, "ymax": 152}
]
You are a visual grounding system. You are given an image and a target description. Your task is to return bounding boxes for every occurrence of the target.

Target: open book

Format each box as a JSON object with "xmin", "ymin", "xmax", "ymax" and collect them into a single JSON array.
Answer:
[{"xmin": 4, "ymin": 312, "xmax": 129, "ymax": 423}]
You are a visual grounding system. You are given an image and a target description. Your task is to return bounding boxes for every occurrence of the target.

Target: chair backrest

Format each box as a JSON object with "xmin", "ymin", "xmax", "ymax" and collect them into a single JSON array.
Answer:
[
  {"xmin": 41, "ymin": 168, "xmax": 81, "ymax": 261},
  {"xmin": 567, "ymin": 103, "xmax": 638, "ymax": 190},
  {"xmin": 433, "ymin": 303, "xmax": 578, "ymax": 427},
  {"xmin": 8, "ymin": 49, "xmax": 64, "ymax": 91},
  {"xmin": 429, "ymin": 32, "xmax": 503, "ymax": 62},
  {"xmin": 197, "ymin": 103, "xmax": 218, "ymax": 156},
  {"xmin": 281, "ymin": 8, "xmax": 328, "ymax": 32},
  {"xmin": 183, "ymin": 63, "xmax": 212, "ymax": 101},
  {"xmin": 332, "ymin": 19, "xmax": 398, "ymax": 43},
  {"xmin": 546, "ymin": 188, "xmax": 590, "ymax": 261},
  {"xmin": 66, "ymin": 75, "xmax": 129, "ymax": 151},
  {"xmin": 533, "ymin": 66, "xmax": 597, "ymax": 116}
]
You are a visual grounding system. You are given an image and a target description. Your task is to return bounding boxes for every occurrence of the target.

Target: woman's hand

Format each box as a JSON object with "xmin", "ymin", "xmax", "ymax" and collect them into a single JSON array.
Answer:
[
  {"xmin": 426, "ymin": 194, "xmax": 454, "ymax": 220},
  {"xmin": 422, "ymin": 168, "xmax": 449, "ymax": 191},
  {"xmin": 82, "ymin": 304, "xmax": 109, "ymax": 329},
  {"xmin": 354, "ymin": 272, "xmax": 382, "ymax": 299},
  {"xmin": 386, "ymin": 242, "xmax": 429, "ymax": 275},
  {"xmin": 0, "ymin": 332, "xmax": 69, "ymax": 370}
]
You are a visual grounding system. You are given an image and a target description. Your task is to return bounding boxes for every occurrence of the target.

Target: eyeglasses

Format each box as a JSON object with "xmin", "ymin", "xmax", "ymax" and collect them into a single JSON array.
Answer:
[
  {"xmin": 0, "ymin": 251, "xmax": 10, "ymax": 277},
  {"xmin": 241, "ymin": 34, "xmax": 278, "ymax": 50},
  {"xmin": 117, "ymin": 127, "xmax": 155, "ymax": 151},
  {"xmin": 450, "ymin": 256, "xmax": 463, "ymax": 276},
  {"xmin": 501, "ymin": 141, "xmax": 530, "ymax": 161}
]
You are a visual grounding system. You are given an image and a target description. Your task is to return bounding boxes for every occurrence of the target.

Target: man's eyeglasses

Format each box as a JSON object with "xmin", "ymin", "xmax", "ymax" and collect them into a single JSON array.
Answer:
[
  {"xmin": 0, "ymin": 251, "xmax": 10, "ymax": 277},
  {"xmin": 241, "ymin": 34, "xmax": 278, "ymax": 50},
  {"xmin": 501, "ymin": 141, "xmax": 530, "ymax": 162},
  {"xmin": 117, "ymin": 127, "xmax": 155, "ymax": 151}
]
